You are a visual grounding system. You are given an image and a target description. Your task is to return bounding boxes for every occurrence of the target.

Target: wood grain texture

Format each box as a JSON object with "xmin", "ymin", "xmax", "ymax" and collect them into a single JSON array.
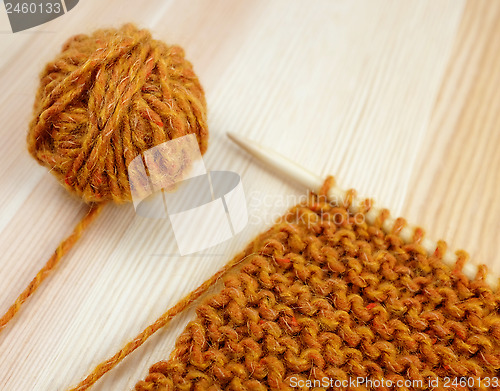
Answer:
[
  {"xmin": 0, "ymin": 0, "xmax": 498, "ymax": 390},
  {"xmin": 403, "ymin": 0, "xmax": 500, "ymax": 274}
]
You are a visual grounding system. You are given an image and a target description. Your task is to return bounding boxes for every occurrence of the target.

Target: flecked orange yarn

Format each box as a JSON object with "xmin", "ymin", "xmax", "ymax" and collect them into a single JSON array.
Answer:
[
  {"xmin": 131, "ymin": 190, "xmax": 500, "ymax": 390},
  {"xmin": 0, "ymin": 24, "xmax": 207, "ymax": 334},
  {"xmin": 9, "ymin": 23, "xmax": 500, "ymax": 391},
  {"xmin": 27, "ymin": 23, "xmax": 208, "ymax": 203}
]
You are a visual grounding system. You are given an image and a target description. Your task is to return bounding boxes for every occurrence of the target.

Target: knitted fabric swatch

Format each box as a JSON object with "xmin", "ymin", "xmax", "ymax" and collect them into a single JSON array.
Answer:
[{"xmin": 134, "ymin": 191, "xmax": 500, "ymax": 390}]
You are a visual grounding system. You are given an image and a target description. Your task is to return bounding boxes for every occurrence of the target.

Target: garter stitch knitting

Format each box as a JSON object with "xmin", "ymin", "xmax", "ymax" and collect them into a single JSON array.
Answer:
[
  {"xmin": 0, "ymin": 24, "xmax": 208, "ymax": 332},
  {"xmin": 131, "ymin": 187, "xmax": 500, "ymax": 390}
]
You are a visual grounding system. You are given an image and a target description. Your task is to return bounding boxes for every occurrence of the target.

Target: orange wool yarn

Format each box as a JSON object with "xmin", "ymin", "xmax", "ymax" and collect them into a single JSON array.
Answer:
[
  {"xmin": 133, "ymin": 189, "xmax": 500, "ymax": 390},
  {"xmin": 27, "ymin": 23, "xmax": 208, "ymax": 203},
  {"xmin": 0, "ymin": 24, "xmax": 208, "ymax": 332},
  {"xmin": 6, "ymin": 23, "xmax": 499, "ymax": 391},
  {"xmin": 67, "ymin": 179, "xmax": 500, "ymax": 391}
]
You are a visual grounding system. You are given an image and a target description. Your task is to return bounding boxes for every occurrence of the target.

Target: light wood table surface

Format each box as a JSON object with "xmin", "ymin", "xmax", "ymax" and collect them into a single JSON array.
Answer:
[{"xmin": 0, "ymin": 1, "xmax": 498, "ymax": 390}]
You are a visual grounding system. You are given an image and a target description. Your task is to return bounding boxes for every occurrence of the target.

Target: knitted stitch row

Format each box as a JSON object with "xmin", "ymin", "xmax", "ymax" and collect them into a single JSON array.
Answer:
[{"xmin": 134, "ymin": 190, "xmax": 500, "ymax": 390}]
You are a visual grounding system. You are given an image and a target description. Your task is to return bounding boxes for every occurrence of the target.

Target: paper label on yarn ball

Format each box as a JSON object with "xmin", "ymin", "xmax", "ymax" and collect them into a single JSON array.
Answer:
[{"xmin": 128, "ymin": 134, "xmax": 248, "ymax": 255}]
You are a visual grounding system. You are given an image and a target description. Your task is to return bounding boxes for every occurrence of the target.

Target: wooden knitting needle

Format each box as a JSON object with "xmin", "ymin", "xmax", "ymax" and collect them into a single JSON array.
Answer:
[{"xmin": 226, "ymin": 132, "xmax": 498, "ymax": 289}]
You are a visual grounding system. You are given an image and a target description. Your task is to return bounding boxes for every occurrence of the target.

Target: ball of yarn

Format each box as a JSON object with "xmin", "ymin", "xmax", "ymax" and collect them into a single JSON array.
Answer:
[{"xmin": 27, "ymin": 24, "xmax": 208, "ymax": 203}]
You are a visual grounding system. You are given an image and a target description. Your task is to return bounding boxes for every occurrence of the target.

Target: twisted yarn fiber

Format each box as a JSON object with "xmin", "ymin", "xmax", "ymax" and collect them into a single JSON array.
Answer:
[
  {"xmin": 136, "ymin": 192, "xmax": 500, "ymax": 390},
  {"xmin": 0, "ymin": 25, "xmax": 208, "ymax": 333},
  {"xmin": 27, "ymin": 23, "xmax": 208, "ymax": 203}
]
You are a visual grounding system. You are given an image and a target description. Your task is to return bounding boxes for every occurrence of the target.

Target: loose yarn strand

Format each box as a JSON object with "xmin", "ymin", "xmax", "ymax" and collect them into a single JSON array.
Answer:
[
  {"xmin": 68, "ymin": 251, "xmax": 252, "ymax": 391},
  {"xmin": 0, "ymin": 203, "xmax": 105, "ymax": 333},
  {"xmin": 15, "ymin": 23, "xmax": 209, "ymax": 388}
]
